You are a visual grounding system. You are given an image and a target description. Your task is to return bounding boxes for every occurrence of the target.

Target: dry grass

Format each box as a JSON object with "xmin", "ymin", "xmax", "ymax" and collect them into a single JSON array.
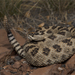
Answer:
[
  {"xmin": 0, "ymin": 0, "xmax": 75, "ymax": 34},
  {"xmin": 38, "ymin": 0, "xmax": 75, "ymax": 22},
  {"xmin": 0, "ymin": 0, "xmax": 75, "ymax": 19},
  {"xmin": 39, "ymin": 0, "xmax": 75, "ymax": 14},
  {"xmin": 0, "ymin": 0, "xmax": 22, "ymax": 20}
]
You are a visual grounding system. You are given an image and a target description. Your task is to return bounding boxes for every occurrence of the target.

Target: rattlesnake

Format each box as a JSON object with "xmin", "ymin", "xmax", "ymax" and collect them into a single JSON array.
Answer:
[{"xmin": 3, "ymin": 16, "xmax": 75, "ymax": 66}]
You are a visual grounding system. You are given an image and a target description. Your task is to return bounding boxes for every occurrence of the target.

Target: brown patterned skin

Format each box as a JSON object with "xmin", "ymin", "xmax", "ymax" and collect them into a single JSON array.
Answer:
[
  {"xmin": 21, "ymin": 25, "xmax": 75, "ymax": 66},
  {"xmin": 4, "ymin": 22, "xmax": 75, "ymax": 66}
]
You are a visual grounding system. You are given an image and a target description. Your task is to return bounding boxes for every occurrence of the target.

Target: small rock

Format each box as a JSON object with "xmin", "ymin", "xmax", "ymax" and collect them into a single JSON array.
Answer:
[
  {"xmin": 6, "ymin": 59, "xmax": 14, "ymax": 65},
  {"xmin": 30, "ymin": 66, "xmax": 37, "ymax": 70},
  {"xmin": 61, "ymin": 64, "xmax": 66, "ymax": 68},
  {"xmin": 22, "ymin": 60, "xmax": 27, "ymax": 64},
  {"xmin": 58, "ymin": 67, "xmax": 64, "ymax": 71},
  {"xmin": 15, "ymin": 56, "xmax": 22, "ymax": 61},
  {"xmin": 12, "ymin": 61, "xmax": 21, "ymax": 69},
  {"xmin": 21, "ymin": 59, "xmax": 27, "ymax": 63}
]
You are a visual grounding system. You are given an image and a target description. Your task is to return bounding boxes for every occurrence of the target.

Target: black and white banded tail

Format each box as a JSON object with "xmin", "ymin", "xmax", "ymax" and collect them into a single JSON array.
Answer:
[{"xmin": 3, "ymin": 15, "xmax": 25, "ymax": 57}]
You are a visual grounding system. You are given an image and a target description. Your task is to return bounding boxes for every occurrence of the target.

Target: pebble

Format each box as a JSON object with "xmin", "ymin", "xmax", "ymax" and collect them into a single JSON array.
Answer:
[
  {"xmin": 6, "ymin": 59, "xmax": 14, "ymax": 65},
  {"xmin": 12, "ymin": 61, "xmax": 21, "ymax": 69},
  {"xmin": 15, "ymin": 56, "xmax": 22, "ymax": 61},
  {"xmin": 58, "ymin": 67, "xmax": 63, "ymax": 71}
]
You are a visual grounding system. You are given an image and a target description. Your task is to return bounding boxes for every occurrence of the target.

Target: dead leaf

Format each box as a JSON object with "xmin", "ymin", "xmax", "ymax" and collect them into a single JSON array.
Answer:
[
  {"xmin": 67, "ymin": 21, "xmax": 72, "ymax": 25},
  {"xmin": 28, "ymin": 28, "xmax": 35, "ymax": 34},
  {"xmin": 46, "ymin": 16, "xmax": 50, "ymax": 20},
  {"xmin": 38, "ymin": 23, "xmax": 45, "ymax": 27},
  {"xmin": 15, "ymin": 27, "xmax": 24, "ymax": 32},
  {"xmin": 25, "ymin": 11, "xmax": 30, "ymax": 18}
]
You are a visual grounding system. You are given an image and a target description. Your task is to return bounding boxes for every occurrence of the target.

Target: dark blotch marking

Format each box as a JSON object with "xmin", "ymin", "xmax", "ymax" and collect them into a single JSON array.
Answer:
[
  {"xmin": 61, "ymin": 28, "xmax": 69, "ymax": 31},
  {"xmin": 30, "ymin": 40, "xmax": 38, "ymax": 44},
  {"xmin": 53, "ymin": 44, "xmax": 62, "ymax": 52},
  {"xmin": 40, "ymin": 30, "xmax": 45, "ymax": 35},
  {"xmin": 72, "ymin": 29, "xmax": 75, "ymax": 32},
  {"xmin": 43, "ymin": 48, "xmax": 50, "ymax": 56},
  {"xmin": 70, "ymin": 27, "xmax": 74, "ymax": 32},
  {"xmin": 23, "ymin": 42, "xmax": 31, "ymax": 47},
  {"xmin": 9, "ymin": 37, "xmax": 15, "ymax": 42},
  {"xmin": 41, "ymin": 63, "xmax": 46, "ymax": 66},
  {"xmin": 47, "ymin": 59, "xmax": 51, "ymax": 64},
  {"xmin": 17, "ymin": 47, "xmax": 22, "ymax": 52},
  {"xmin": 72, "ymin": 48, "xmax": 75, "ymax": 52},
  {"xmin": 25, "ymin": 46, "xmax": 30, "ymax": 53},
  {"xmin": 30, "ymin": 33, "xmax": 35, "ymax": 37},
  {"xmin": 47, "ymin": 30, "xmax": 52, "ymax": 33},
  {"xmin": 7, "ymin": 29, "xmax": 12, "ymax": 34},
  {"xmin": 34, "ymin": 32, "xmax": 39, "ymax": 35},
  {"xmin": 62, "ymin": 39, "xmax": 72, "ymax": 46},
  {"xmin": 41, "ymin": 39, "xmax": 46, "ymax": 42},
  {"xmin": 31, "ymin": 48, "xmax": 39, "ymax": 56},
  {"xmin": 51, "ymin": 54, "xmax": 59, "ymax": 59},
  {"xmin": 21, "ymin": 54, "xmax": 25, "ymax": 57},
  {"xmin": 67, "ymin": 41, "xmax": 72, "ymax": 46},
  {"xmin": 20, "ymin": 50, "xmax": 25, "ymax": 55},
  {"xmin": 43, "ymin": 24, "xmax": 49, "ymax": 29},
  {"xmin": 48, "ymin": 34, "xmax": 57, "ymax": 40},
  {"xmin": 62, "ymin": 39, "xmax": 70, "ymax": 43},
  {"xmin": 30, "ymin": 32, "xmax": 39, "ymax": 37},
  {"xmin": 38, "ymin": 27, "xmax": 42, "ymax": 30},
  {"xmin": 30, "ymin": 39, "xmax": 45, "ymax": 44},
  {"xmin": 8, "ymin": 34, "xmax": 13, "ymax": 37},
  {"xmin": 36, "ymin": 30, "xmax": 39, "ymax": 32},
  {"xmin": 58, "ymin": 32, "xmax": 65, "ymax": 35},
  {"xmin": 15, "ymin": 44, "xmax": 20, "ymax": 48},
  {"xmin": 58, "ymin": 26, "xmax": 63, "ymax": 30},
  {"xmin": 25, "ymin": 45, "xmax": 35, "ymax": 53},
  {"xmin": 52, "ymin": 26, "xmax": 57, "ymax": 29},
  {"xmin": 72, "ymin": 36, "xmax": 75, "ymax": 38},
  {"xmin": 62, "ymin": 55, "xmax": 66, "ymax": 60},
  {"xmin": 12, "ymin": 41, "xmax": 17, "ymax": 45},
  {"xmin": 34, "ymin": 60, "xmax": 38, "ymax": 65},
  {"xmin": 64, "ymin": 48, "xmax": 70, "ymax": 53}
]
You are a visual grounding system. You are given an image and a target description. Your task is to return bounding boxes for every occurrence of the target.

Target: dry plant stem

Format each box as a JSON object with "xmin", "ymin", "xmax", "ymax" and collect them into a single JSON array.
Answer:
[{"xmin": 28, "ymin": 0, "xmax": 40, "ymax": 12}]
